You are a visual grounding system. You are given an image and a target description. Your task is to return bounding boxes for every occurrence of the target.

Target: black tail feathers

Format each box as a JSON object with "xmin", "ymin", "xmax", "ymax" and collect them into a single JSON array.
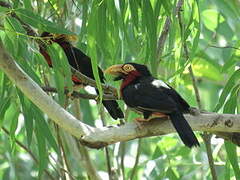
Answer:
[
  {"xmin": 102, "ymin": 100, "xmax": 124, "ymax": 120},
  {"xmin": 169, "ymin": 111, "xmax": 199, "ymax": 148}
]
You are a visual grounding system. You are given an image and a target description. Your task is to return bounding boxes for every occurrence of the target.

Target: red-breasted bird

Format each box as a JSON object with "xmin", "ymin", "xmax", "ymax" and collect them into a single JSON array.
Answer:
[
  {"xmin": 39, "ymin": 32, "xmax": 124, "ymax": 120},
  {"xmin": 105, "ymin": 63, "xmax": 199, "ymax": 147}
]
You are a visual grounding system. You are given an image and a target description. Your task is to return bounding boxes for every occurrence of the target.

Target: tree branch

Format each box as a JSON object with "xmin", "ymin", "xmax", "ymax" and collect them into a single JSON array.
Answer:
[{"xmin": 80, "ymin": 113, "xmax": 240, "ymax": 149}]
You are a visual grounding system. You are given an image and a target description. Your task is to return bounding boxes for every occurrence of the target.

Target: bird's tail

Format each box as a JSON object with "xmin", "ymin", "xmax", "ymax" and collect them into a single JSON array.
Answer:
[
  {"xmin": 169, "ymin": 111, "xmax": 199, "ymax": 148},
  {"xmin": 102, "ymin": 100, "xmax": 124, "ymax": 120}
]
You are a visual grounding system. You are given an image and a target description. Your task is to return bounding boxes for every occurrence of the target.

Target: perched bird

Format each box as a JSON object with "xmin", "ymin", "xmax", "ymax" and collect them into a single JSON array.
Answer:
[
  {"xmin": 105, "ymin": 63, "xmax": 199, "ymax": 147},
  {"xmin": 39, "ymin": 32, "xmax": 124, "ymax": 120}
]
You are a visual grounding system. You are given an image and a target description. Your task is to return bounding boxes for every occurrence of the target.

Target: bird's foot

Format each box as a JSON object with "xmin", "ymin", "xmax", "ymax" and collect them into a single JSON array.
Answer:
[
  {"xmin": 150, "ymin": 112, "xmax": 169, "ymax": 120},
  {"xmin": 134, "ymin": 113, "xmax": 169, "ymax": 129}
]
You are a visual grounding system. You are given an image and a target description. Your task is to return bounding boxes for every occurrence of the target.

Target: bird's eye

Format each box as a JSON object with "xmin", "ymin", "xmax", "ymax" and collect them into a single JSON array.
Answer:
[{"xmin": 123, "ymin": 64, "xmax": 134, "ymax": 72}]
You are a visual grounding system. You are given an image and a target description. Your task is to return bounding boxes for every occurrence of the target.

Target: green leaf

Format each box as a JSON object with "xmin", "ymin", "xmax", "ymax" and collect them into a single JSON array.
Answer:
[
  {"xmin": 162, "ymin": 0, "xmax": 171, "ymax": 15},
  {"xmin": 17, "ymin": 59, "xmax": 42, "ymax": 85},
  {"xmin": 4, "ymin": 102, "xmax": 20, "ymax": 150},
  {"xmin": 87, "ymin": 3, "xmax": 103, "ymax": 102},
  {"xmin": 214, "ymin": 69, "xmax": 240, "ymax": 112},
  {"xmin": 129, "ymin": 0, "xmax": 139, "ymax": 29},
  {"xmin": 80, "ymin": 99, "xmax": 95, "ymax": 126},
  {"xmin": 225, "ymin": 141, "xmax": 240, "ymax": 179},
  {"xmin": 17, "ymin": 90, "xmax": 34, "ymax": 146},
  {"xmin": 15, "ymin": 8, "xmax": 74, "ymax": 34},
  {"xmin": 9, "ymin": 110, "xmax": 19, "ymax": 140},
  {"xmin": 0, "ymin": 97, "xmax": 11, "ymax": 127},
  {"xmin": 5, "ymin": 17, "xmax": 26, "ymax": 34},
  {"xmin": 166, "ymin": 167, "xmax": 179, "ymax": 180},
  {"xmin": 0, "ymin": 6, "xmax": 9, "ymax": 14},
  {"xmin": 35, "ymin": 120, "xmax": 47, "ymax": 178},
  {"xmin": 202, "ymin": 10, "xmax": 219, "ymax": 31},
  {"xmin": 224, "ymin": 160, "xmax": 231, "ymax": 180},
  {"xmin": 152, "ymin": 146, "xmax": 163, "ymax": 160},
  {"xmin": 47, "ymin": 43, "xmax": 73, "ymax": 105},
  {"xmin": 222, "ymin": 56, "xmax": 238, "ymax": 73},
  {"xmin": 141, "ymin": 0, "xmax": 157, "ymax": 74},
  {"xmin": 23, "ymin": 0, "xmax": 32, "ymax": 9},
  {"xmin": 223, "ymin": 84, "xmax": 239, "ymax": 113},
  {"xmin": 2, "ymin": 21, "xmax": 18, "ymax": 56},
  {"xmin": 192, "ymin": 58, "xmax": 222, "ymax": 81},
  {"xmin": 33, "ymin": 107, "xmax": 59, "ymax": 154}
]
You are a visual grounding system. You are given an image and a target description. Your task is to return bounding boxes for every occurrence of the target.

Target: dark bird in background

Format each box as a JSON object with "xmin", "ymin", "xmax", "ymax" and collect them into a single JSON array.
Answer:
[
  {"xmin": 39, "ymin": 32, "xmax": 124, "ymax": 120},
  {"xmin": 105, "ymin": 63, "xmax": 199, "ymax": 147}
]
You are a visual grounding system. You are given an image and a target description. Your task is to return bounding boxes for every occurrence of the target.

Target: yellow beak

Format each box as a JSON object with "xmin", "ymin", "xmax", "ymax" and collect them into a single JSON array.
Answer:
[{"xmin": 104, "ymin": 64, "xmax": 127, "ymax": 76}]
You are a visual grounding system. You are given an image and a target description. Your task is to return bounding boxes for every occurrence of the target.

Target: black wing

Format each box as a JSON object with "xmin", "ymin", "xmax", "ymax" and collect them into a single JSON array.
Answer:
[
  {"xmin": 122, "ymin": 77, "xmax": 188, "ymax": 114},
  {"xmin": 64, "ymin": 46, "xmax": 105, "ymax": 82}
]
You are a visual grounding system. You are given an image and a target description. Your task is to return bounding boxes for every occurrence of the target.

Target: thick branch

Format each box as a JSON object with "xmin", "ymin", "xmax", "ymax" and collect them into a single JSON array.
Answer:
[{"xmin": 81, "ymin": 113, "xmax": 240, "ymax": 149}]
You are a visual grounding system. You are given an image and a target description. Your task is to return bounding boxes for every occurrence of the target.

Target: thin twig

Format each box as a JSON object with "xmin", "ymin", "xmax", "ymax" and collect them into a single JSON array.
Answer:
[
  {"xmin": 55, "ymin": 125, "xmax": 68, "ymax": 180},
  {"xmin": 209, "ymin": 45, "xmax": 240, "ymax": 50},
  {"xmin": 117, "ymin": 108, "xmax": 131, "ymax": 180},
  {"xmin": 41, "ymin": 86, "xmax": 118, "ymax": 100},
  {"xmin": 157, "ymin": 17, "xmax": 171, "ymax": 62},
  {"xmin": 120, "ymin": 142, "xmax": 126, "ymax": 180},
  {"xmin": 1, "ymin": 127, "xmax": 55, "ymax": 180},
  {"xmin": 177, "ymin": 1, "xmax": 217, "ymax": 180},
  {"xmin": 156, "ymin": 0, "xmax": 184, "ymax": 63},
  {"xmin": 130, "ymin": 139, "xmax": 142, "ymax": 180},
  {"xmin": 99, "ymin": 106, "xmax": 116, "ymax": 180},
  {"xmin": 71, "ymin": 67, "xmax": 117, "ymax": 95}
]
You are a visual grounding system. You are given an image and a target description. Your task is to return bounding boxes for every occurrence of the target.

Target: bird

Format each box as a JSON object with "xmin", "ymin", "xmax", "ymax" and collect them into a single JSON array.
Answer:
[
  {"xmin": 39, "ymin": 32, "xmax": 124, "ymax": 120},
  {"xmin": 105, "ymin": 63, "xmax": 199, "ymax": 148}
]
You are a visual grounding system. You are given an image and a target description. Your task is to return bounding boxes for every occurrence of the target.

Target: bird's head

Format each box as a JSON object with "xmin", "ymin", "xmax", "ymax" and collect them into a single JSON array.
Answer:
[
  {"xmin": 105, "ymin": 63, "xmax": 151, "ymax": 81},
  {"xmin": 40, "ymin": 32, "xmax": 78, "ymax": 45}
]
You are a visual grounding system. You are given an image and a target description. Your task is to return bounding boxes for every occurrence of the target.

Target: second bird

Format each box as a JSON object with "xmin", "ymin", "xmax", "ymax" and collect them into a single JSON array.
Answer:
[{"xmin": 39, "ymin": 32, "xmax": 124, "ymax": 120}]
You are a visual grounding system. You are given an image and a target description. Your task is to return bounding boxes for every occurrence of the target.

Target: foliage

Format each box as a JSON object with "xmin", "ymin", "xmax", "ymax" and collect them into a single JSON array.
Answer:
[{"xmin": 0, "ymin": 0, "xmax": 239, "ymax": 179}]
